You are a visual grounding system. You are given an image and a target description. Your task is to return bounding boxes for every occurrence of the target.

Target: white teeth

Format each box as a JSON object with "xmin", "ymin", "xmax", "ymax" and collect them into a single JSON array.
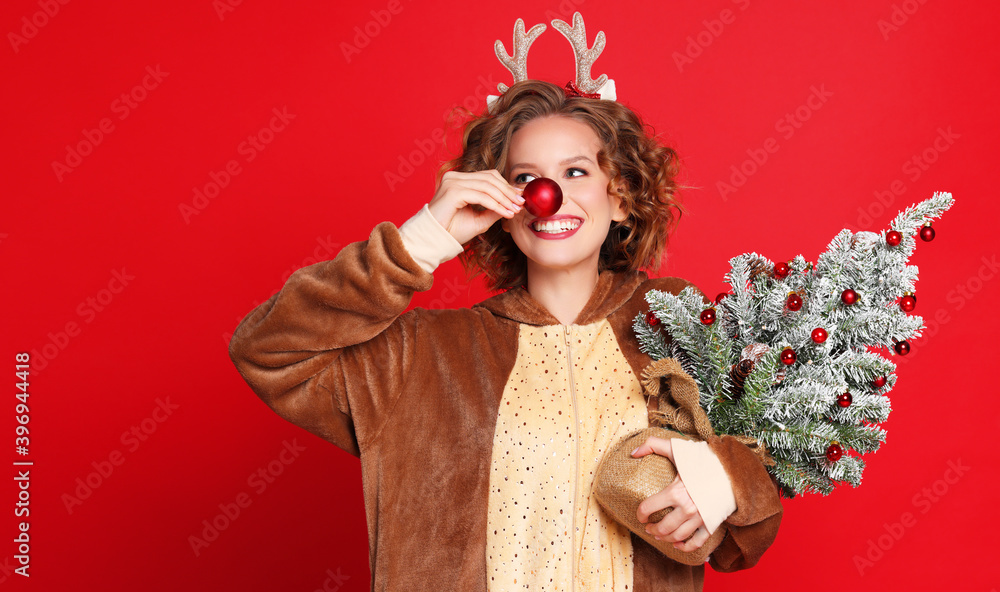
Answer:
[{"xmin": 532, "ymin": 220, "xmax": 581, "ymax": 233}]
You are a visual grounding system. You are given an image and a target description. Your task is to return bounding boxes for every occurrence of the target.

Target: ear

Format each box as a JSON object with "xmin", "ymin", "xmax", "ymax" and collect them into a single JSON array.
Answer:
[
  {"xmin": 611, "ymin": 184, "xmax": 629, "ymax": 222},
  {"xmin": 501, "ymin": 217, "xmax": 511, "ymax": 233}
]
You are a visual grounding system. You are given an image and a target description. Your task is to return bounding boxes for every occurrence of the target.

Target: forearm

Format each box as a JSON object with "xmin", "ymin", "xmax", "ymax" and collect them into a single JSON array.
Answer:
[
  {"xmin": 228, "ymin": 217, "xmax": 453, "ymax": 453},
  {"xmin": 230, "ymin": 221, "xmax": 429, "ymax": 384}
]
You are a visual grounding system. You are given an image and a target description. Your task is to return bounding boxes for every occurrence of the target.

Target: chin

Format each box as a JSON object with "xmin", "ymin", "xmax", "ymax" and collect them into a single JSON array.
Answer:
[
  {"xmin": 527, "ymin": 255, "xmax": 599, "ymax": 274},
  {"xmin": 515, "ymin": 235, "xmax": 603, "ymax": 273}
]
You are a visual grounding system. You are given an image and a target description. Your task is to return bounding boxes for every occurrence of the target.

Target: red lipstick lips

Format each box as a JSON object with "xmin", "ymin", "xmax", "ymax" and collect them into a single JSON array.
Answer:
[{"xmin": 529, "ymin": 215, "xmax": 583, "ymax": 240}]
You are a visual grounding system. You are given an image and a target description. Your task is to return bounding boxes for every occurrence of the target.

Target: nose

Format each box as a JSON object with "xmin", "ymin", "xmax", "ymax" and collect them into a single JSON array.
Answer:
[{"xmin": 523, "ymin": 176, "xmax": 565, "ymax": 218}]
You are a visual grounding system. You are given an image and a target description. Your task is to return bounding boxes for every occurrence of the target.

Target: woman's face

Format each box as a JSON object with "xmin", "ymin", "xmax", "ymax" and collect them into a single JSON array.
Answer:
[{"xmin": 501, "ymin": 115, "xmax": 627, "ymax": 279}]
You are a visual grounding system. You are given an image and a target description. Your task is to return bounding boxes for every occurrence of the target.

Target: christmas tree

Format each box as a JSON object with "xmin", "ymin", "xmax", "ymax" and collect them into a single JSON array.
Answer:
[{"xmin": 633, "ymin": 192, "xmax": 954, "ymax": 497}]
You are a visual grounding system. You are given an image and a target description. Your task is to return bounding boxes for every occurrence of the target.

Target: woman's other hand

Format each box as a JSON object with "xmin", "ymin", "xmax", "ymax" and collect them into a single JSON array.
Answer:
[
  {"xmin": 427, "ymin": 170, "xmax": 524, "ymax": 245},
  {"xmin": 631, "ymin": 436, "xmax": 712, "ymax": 553}
]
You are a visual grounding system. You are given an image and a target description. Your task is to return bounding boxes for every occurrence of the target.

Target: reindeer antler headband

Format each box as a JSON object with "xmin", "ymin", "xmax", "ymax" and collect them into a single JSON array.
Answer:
[{"xmin": 486, "ymin": 12, "xmax": 617, "ymax": 113}]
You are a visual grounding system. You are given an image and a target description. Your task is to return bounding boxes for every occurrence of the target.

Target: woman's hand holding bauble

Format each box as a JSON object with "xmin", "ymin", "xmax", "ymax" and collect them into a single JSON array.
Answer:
[{"xmin": 427, "ymin": 170, "xmax": 524, "ymax": 245}]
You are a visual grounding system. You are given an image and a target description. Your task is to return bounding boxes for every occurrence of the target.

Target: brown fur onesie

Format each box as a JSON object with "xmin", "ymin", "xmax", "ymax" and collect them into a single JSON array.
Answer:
[{"xmin": 229, "ymin": 214, "xmax": 782, "ymax": 591}]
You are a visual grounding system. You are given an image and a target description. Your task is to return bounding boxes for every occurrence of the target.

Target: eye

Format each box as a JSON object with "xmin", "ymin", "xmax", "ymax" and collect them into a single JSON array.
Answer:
[{"xmin": 514, "ymin": 168, "xmax": 586, "ymax": 183}]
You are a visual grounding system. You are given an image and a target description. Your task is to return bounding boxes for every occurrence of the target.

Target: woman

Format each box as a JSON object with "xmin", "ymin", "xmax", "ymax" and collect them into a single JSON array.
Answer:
[{"xmin": 229, "ymin": 76, "xmax": 780, "ymax": 592}]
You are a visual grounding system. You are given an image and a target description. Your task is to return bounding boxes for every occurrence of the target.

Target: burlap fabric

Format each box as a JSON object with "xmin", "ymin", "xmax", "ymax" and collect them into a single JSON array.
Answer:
[{"xmin": 593, "ymin": 358, "xmax": 726, "ymax": 565}]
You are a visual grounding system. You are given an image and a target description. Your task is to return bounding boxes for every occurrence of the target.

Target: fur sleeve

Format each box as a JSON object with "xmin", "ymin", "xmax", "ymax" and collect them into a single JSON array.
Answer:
[
  {"xmin": 228, "ymin": 221, "xmax": 434, "ymax": 457},
  {"xmin": 706, "ymin": 436, "xmax": 783, "ymax": 571}
]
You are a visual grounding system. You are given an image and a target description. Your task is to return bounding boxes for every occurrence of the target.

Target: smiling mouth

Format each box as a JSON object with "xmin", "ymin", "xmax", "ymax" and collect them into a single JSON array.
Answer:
[{"xmin": 531, "ymin": 219, "xmax": 582, "ymax": 233}]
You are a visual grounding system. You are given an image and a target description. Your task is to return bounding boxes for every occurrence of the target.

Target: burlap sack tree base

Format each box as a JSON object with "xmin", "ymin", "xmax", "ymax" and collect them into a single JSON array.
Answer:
[{"xmin": 593, "ymin": 358, "xmax": 727, "ymax": 566}]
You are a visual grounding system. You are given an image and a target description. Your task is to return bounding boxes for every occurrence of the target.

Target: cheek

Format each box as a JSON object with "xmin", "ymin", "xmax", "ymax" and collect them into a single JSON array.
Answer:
[{"xmin": 503, "ymin": 212, "xmax": 526, "ymax": 234}]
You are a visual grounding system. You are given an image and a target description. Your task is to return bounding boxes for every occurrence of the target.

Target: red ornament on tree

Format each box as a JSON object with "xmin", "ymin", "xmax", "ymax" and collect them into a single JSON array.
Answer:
[
  {"xmin": 872, "ymin": 376, "xmax": 887, "ymax": 388},
  {"xmin": 841, "ymin": 289, "xmax": 859, "ymax": 305},
  {"xmin": 920, "ymin": 223, "xmax": 935, "ymax": 242},
  {"xmin": 786, "ymin": 293, "xmax": 803, "ymax": 311},
  {"xmin": 811, "ymin": 327, "xmax": 828, "ymax": 343},
  {"xmin": 715, "ymin": 292, "xmax": 730, "ymax": 305},
  {"xmin": 780, "ymin": 347, "xmax": 796, "ymax": 365},
  {"xmin": 899, "ymin": 293, "xmax": 917, "ymax": 312},
  {"xmin": 645, "ymin": 310, "xmax": 660, "ymax": 327},
  {"xmin": 886, "ymin": 230, "xmax": 902, "ymax": 246},
  {"xmin": 894, "ymin": 340, "xmax": 911, "ymax": 355},
  {"xmin": 773, "ymin": 261, "xmax": 790, "ymax": 279},
  {"xmin": 826, "ymin": 443, "xmax": 844, "ymax": 462},
  {"xmin": 521, "ymin": 177, "xmax": 564, "ymax": 218},
  {"xmin": 837, "ymin": 392, "xmax": 853, "ymax": 408},
  {"xmin": 700, "ymin": 308, "xmax": 717, "ymax": 325}
]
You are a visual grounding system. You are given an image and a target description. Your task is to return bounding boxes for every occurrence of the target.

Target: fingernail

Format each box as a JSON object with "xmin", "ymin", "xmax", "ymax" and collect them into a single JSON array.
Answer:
[
  {"xmin": 515, "ymin": 195, "xmax": 526, "ymax": 203},
  {"xmin": 630, "ymin": 447, "xmax": 639, "ymax": 455}
]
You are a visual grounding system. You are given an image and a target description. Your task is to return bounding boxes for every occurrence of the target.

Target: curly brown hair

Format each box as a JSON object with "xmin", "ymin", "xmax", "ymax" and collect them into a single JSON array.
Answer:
[{"xmin": 437, "ymin": 79, "xmax": 682, "ymax": 292}]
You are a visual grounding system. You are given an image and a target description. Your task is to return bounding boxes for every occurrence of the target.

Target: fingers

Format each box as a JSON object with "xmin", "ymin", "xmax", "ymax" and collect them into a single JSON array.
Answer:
[
  {"xmin": 637, "ymin": 480, "xmax": 707, "ymax": 547},
  {"xmin": 672, "ymin": 525, "xmax": 712, "ymax": 553},
  {"xmin": 643, "ymin": 503, "xmax": 706, "ymax": 546},
  {"xmin": 630, "ymin": 437, "xmax": 712, "ymax": 551},
  {"xmin": 427, "ymin": 170, "xmax": 528, "ymax": 244},
  {"xmin": 636, "ymin": 480, "xmax": 697, "ymax": 527},
  {"xmin": 429, "ymin": 186, "xmax": 510, "ymax": 230},
  {"xmin": 630, "ymin": 436, "xmax": 674, "ymax": 462},
  {"xmin": 652, "ymin": 514, "xmax": 700, "ymax": 544},
  {"xmin": 486, "ymin": 169, "xmax": 526, "ymax": 203},
  {"xmin": 461, "ymin": 178, "xmax": 523, "ymax": 216},
  {"xmin": 440, "ymin": 170, "xmax": 524, "ymax": 217}
]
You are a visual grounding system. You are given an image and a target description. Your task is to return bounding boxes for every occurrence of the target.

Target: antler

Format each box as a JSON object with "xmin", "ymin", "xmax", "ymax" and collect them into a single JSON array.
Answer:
[
  {"xmin": 551, "ymin": 12, "xmax": 608, "ymax": 94},
  {"xmin": 494, "ymin": 18, "xmax": 547, "ymax": 93}
]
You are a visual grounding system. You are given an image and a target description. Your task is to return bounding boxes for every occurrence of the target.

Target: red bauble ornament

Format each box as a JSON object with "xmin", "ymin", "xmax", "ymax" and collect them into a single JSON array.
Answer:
[
  {"xmin": 919, "ymin": 224, "xmax": 935, "ymax": 242},
  {"xmin": 872, "ymin": 376, "xmax": 887, "ymax": 388},
  {"xmin": 894, "ymin": 340, "xmax": 911, "ymax": 355},
  {"xmin": 780, "ymin": 347, "xmax": 796, "ymax": 365},
  {"xmin": 786, "ymin": 293, "xmax": 803, "ymax": 311},
  {"xmin": 522, "ymin": 177, "xmax": 563, "ymax": 218},
  {"xmin": 837, "ymin": 392, "xmax": 853, "ymax": 408},
  {"xmin": 645, "ymin": 310, "xmax": 660, "ymax": 327},
  {"xmin": 811, "ymin": 327, "xmax": 828, "ymax": 343},
  {"xmin": 826, "ymin": 443, "xmax": 844, "ymax": 462},
  {"xmin": 841, "ymin": 289, "xmax": 859, "ymax": 305},
  {"xmin": 899, "ymin": 294, "xmax": 917, "ymax": 312},
  {"xmin": 715, "ymin": 292, "xmax": 730, "ymax": 305},
  {"xmin": 773, "ymin": 262, "xmax": 790, "ymax": 279},
  {"xmin": 700, "ymin": 308, "xmax": 717, "ymax": 325},
  {"xmin": 885, "ymin": 230, "xmax": 902, "ymax": 246}
]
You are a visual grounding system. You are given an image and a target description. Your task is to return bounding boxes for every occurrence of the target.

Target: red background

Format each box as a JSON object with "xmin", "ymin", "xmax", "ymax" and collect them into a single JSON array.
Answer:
[{"xmin": 3, "ymin": 0, "xmax": 998, "ymax": 590}]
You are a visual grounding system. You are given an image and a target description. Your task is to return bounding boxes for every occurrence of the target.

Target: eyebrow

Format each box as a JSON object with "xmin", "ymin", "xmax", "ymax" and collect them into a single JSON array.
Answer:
[{"xmin": 509, "ymin": 155, "xmax": 594, "ymax": 171}]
